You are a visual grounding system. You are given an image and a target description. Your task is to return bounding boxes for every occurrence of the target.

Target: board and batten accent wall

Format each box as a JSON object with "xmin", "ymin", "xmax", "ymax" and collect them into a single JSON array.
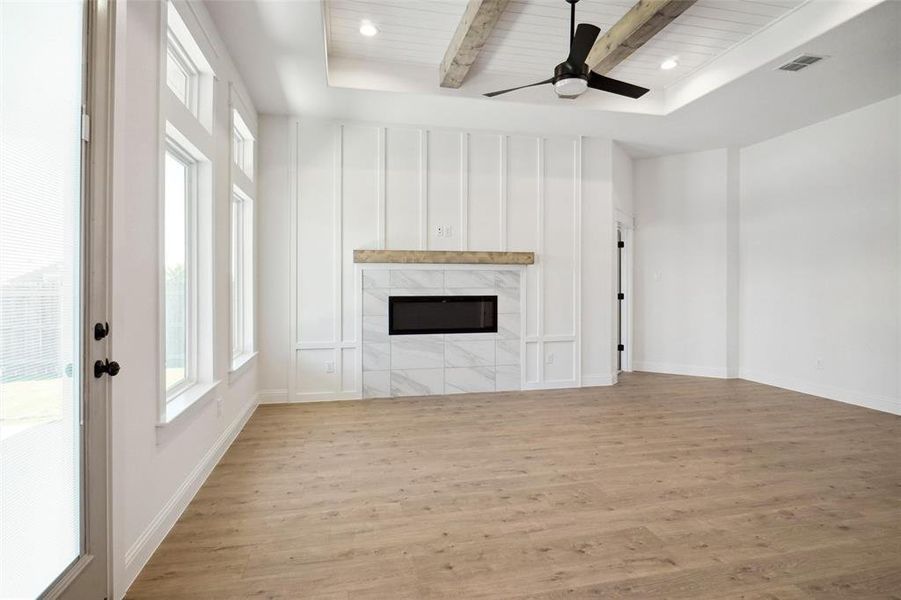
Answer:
[{"xmin": 257, "ymin": 116, "xmax": 619, "ymax": 402}]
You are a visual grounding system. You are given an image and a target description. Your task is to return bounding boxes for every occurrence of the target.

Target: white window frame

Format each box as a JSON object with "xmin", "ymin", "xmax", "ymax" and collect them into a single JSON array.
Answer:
[
  {"xmin": 232, "ymin": 109, "xmax": 255, "ymax": 180},
  {"xmin": 157, "ymin": 1, "xmax": 220, "ymax": 425},
  {"xmin": 166, "ymin": 30, "xmax": 199, "ymax": 115},
  {"xmin": 230, "ymin": 187, "xmax": 254, "ymax": 366},
  {"xmin": 164, "ymin": 1, "xmax": 215, "ymax": 133},
  {"xmin": 162, "ymin": 140, "xmax": 198, "ymax": 401}
]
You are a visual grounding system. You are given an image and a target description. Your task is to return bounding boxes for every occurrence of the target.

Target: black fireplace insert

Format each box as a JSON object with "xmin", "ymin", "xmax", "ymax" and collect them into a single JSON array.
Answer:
[{"xmin": 388, "ymin": 295, "xmax": 498, "ymax": 335}]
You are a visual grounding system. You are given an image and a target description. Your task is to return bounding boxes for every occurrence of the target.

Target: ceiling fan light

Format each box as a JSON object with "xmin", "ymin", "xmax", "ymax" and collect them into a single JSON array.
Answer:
[
  {"xmin": 554, "ymin": 77, "xmax": 588, "ymax": 98},
  {"xmin": 359, "ymin": 20, "xmax": 379, "ymax": 37}
]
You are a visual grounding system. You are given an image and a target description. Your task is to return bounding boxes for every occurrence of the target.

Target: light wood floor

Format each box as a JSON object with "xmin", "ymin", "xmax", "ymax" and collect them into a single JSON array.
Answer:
[{"xmin": 127, "ymin": 373, "xmax": 901, "ymax": 599}]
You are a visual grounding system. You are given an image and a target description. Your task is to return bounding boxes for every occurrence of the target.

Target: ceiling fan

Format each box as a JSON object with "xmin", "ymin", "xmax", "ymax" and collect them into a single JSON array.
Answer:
[{"xmin": 484, "ymin": 0, "xmax": 650, "ymax": 100}]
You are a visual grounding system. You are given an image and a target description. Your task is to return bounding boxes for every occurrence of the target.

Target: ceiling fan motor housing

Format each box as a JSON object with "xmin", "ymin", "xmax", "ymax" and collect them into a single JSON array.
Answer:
[{"xmin": 554, "ymin": 62, "xmax": 589, "ymax": 98}]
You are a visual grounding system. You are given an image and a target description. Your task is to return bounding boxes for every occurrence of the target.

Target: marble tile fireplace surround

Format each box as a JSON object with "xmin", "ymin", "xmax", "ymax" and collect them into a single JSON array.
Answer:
[{"xmin": 360, "ymin": 265, "xmax": 524, "ymax": 398}]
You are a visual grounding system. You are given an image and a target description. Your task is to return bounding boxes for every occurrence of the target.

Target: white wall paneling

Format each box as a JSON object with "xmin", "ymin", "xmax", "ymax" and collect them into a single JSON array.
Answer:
[{"xmin": 260, "ymin": 118, "xmax": 619, "ymax": 401}]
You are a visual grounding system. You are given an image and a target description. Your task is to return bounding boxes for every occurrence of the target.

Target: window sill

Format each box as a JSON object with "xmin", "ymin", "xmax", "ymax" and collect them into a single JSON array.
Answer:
[
  {"xmin": 158, "ymin": 379, "xmax": 220, "ymax": 427},
  {"xmin": 228, "ymin": 351, "xmax": 258, "ymax": 384}
]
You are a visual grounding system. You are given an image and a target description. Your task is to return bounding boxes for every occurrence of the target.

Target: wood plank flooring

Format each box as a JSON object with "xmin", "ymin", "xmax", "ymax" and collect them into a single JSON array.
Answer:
[{"xmin": 127, "ymin": 373, "xmax": 901, "ymax": 599}]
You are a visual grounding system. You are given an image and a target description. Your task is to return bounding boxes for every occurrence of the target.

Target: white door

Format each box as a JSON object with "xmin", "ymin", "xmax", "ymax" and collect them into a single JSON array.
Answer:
[{"xmin": 0, "ymin": 1, "xmax": 110, "ymax": 598}]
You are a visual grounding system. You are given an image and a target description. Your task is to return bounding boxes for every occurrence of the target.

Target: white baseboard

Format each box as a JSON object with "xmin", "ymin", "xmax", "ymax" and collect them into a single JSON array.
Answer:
[
  {"xmin": 120, "ymin": 396, "xmax": 258, "ymax": 596},
  {"xmin": 256, "ymin": 388, "xmax": 289, "ymax": 404},
  {"xmin": 581, "ymin": 374, "xmax": 616, "ymax": 387},
  {"xmin": 287, "ymin": 390, "xmax": 362, "ymax": 403},
  {"xmin": 633, "ymin": 361, "xmax": 733, "ymax": 379},
  {"xmin": 739, "ymin": 369, "xmax": 901, "ymax": 416},
  {"xmin": 522, "ymin": 379, "xmax": 579, "ymax": 390}
]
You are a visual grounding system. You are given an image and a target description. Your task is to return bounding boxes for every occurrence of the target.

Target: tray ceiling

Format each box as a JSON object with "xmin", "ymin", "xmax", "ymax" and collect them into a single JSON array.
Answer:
[{"xmin": 325, "ymin": 0, "xmax": 806, "ymax": 90}]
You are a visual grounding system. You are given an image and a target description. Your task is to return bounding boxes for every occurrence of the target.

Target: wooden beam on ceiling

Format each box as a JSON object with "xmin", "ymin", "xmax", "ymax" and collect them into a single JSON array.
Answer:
[
  {"xmin": 439, "ymin": 0, "xmax": 510, "ymax": 89},
  {"xmin": 587, "ymin": 0, "xmax": 698, "ymax": 75}
]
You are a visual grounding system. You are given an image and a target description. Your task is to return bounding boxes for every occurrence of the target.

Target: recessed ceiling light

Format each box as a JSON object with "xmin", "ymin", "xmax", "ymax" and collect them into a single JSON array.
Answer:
[
  {"xmin": 359, "ymin": 20, "xmax": 379, "ymax": 37},
  {"xmin": 660, "ymin": 58, "xmax": 678, "ymax": 71}
]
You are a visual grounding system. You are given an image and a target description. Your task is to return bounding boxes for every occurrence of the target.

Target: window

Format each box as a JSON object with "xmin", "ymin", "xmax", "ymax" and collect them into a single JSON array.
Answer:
[
  {"xmin": 164, "ymin": 1, "xmax": 214, "ymax": 131},
  {"xmin": 159, "ymin": 2, "xmax": 219, "ymax": 424},
  {"xmin": 166, "ymin": 32, "xmax": 198, "ymax": 113},
  {"xmin": 163, "ymin": 145, "xmax": 196, "ymax": 395},
  {"xmin": 230, "ymin": 188, "xmax": 254, "ymax": 367},
  {"xmin": 232, "ymin": 109, "xmax": 254, "ymax": 180}
]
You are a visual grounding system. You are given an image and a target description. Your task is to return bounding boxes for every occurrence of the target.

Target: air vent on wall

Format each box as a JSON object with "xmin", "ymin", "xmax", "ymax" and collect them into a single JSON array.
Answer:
[{"xmin": 777, "ymin": 54, "xmax": 827, "ymax": 72}]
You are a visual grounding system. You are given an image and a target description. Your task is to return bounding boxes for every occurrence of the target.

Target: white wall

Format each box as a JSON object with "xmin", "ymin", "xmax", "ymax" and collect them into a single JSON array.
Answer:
[
  {"xmin": 612, "ymin": 142, "xmax": 634, "ymax": 221},
  {"xmin": 110, "ymin": 2, "xmax": 258, "ymax": 596},
  {"xmin": 632, "ymin": 95, "xmax": 900, "ymax": 415},
  {"xmin": 633, "ymin": 149, "xmax": 731, "ymax": 377},
  {"xmin": 257, "ymin": 119, "xmax": 620, "ymax": 400},
  {"xmin": 739, "ymin": 95, "xmax": 900, "ymax": 414}
]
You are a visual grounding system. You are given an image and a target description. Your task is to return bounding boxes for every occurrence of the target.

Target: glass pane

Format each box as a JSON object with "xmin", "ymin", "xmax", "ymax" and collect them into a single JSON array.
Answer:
[
  {"xmin": 231, "ymin": 199, "xmax": 240, "ymax": 358},
  {"xmin": 166, "ymin": 49, "xmax": 189, "ymax": 107},
  {"xmin": 0, "ymin": 1, "xmax": 85, "ymax": 597},
  {"xmin": 164, "ymin": 152, "xmax": 188, "ymax": 391}
]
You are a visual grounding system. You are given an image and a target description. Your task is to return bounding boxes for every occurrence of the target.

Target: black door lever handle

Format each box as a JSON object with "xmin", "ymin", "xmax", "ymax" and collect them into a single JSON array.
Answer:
[
  {"xmin": 94, "ymin": 359, "xmax": 121, "ymax": 378},
  {"xmin": 94, "ymin": 322, "xmax": 110, "ymax": 340}
]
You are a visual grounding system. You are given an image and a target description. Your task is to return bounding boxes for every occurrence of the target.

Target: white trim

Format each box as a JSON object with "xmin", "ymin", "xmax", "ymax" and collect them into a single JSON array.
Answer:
[
  {"xmin": 633, "ymin": 361, "xmax": 732, "ymax": 379},
  {"xmin": 573, "ymin": 137, "xmax": 582, "ymax": 385},
  {"xmin": 122, "ymin": 396, "xmax": 257, "ymax": 592},
  {"xmin": 522, "ymin": 379, "xmax": 579, "ymax": 390},
  {"xmin": 739, "ymin": 369, "xmax": 901, "ymax": 416},
  {"xmin": 294, "ymin": 391, "xmax": 362, "ymax": 402},
  {"xmin": 581, "ymin": 374, "xmax": 616, "ymax": 387},
  {"xmin": 159, "ymin": 379, "xmax": 220, "ymax": 426},
  {"xmin": 536, "ymin": 137, "xmax": 545, "ymax": 382},
  {"xmin": 227, "ymin": 350, "xmax": 258, "ymax": 383},
  {"xmin": 333, "ymin": 124, "xmax": 344, "ymax": 392},
  {"xmin": 419, "ymin": 129, "xmax": 429, "ymax": 250},
  {"xmin": 377, "ymin": 126, "xmax": 386, "ymax": 249},
  {"xmin": 287, "ymin": 120, "xmax": 299, "ymax": 410},
  {"xmin": 460, "ymin": 132, "xmax": 469, "ymax": 251},
  {"xmin": 499, "ymin": 135, "xmax": 508, "ymax": 251},
  {"xmin": 256, "ymin": 389, "xmax": 289, "ymax": 404},
  {"xmin": 615, "ymin": 221, "xmax": 634, "ymax": 373}
]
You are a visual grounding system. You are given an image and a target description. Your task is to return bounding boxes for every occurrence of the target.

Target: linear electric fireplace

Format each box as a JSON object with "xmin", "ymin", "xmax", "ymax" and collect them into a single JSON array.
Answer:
[{"xmin": 389, "ymin": 295, "xmax": 498, "ymax": 336}]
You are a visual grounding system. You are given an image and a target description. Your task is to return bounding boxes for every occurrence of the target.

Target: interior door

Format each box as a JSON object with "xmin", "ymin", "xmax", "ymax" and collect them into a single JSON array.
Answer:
[
  {"xmin": 616, "ymin": 228, "xmax": 623, "ymax": 372},
  {"xmin": 0, "ymin": 1, "xmax": 110, "ymax": 598}
]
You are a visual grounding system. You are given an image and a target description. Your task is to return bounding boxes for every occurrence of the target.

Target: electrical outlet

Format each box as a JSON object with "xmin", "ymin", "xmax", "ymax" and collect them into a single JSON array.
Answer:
[
  {"xmin": 546, "ymin": 353, "xmax": 555, "ymax": 365},
  {"xmin": 326, "ymin": 361, "xmax": 336, "ymax": 373},
  {"xmin": 815, "ymin": 358, "xmax": 824, "ymax": 370},
  {"xmin": 435, "ymin": 224, "xmax": 454, "ymax": 238}
]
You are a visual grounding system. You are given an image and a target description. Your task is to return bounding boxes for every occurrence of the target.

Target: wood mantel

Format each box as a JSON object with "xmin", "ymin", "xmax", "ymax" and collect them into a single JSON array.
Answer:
[{"xmin": 353, "ymin": 249, "xmax": 534, "ymax": 265}]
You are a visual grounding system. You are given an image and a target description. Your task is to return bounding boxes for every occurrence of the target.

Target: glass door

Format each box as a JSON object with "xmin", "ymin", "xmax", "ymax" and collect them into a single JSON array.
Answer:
[{"xmin": 1, "ymin": 1, "xmax": 108, "ymax": 597}]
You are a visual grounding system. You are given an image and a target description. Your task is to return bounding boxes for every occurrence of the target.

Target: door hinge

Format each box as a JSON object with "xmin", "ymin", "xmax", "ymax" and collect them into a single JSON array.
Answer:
[
  {"xmin": 617, "ymin": 293, "xmax": 624, "ymax": 300},
  {"xmin": 81, "ymin": 111, "xmax": 91, "ymax": 142},
  {"xmin": 617, "ymin": 344, "xmax": 625, "ymax": 352},
  {"xmin": 617, "ymin": 241, "xmax": 625, "ymax": 248}
]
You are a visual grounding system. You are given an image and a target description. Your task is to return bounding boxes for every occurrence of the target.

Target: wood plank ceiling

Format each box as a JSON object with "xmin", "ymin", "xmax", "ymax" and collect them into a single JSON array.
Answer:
[{"xmin": 325, "ymin": 0, "xmax": 807, "ymax": 90}]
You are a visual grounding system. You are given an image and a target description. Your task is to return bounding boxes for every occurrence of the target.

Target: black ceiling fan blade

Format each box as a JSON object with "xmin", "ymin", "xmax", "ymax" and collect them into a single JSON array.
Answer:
[
  {"xmin": 587, "ymin": 71, "xmax": 650, "ymax": 99},
  {"xmin": 484, "ymin": 78, "xmax": 553, "ymax": 98},
  {"xmin": 567, "ymin": 23, "xmax": 600, "ymax": 68}
]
